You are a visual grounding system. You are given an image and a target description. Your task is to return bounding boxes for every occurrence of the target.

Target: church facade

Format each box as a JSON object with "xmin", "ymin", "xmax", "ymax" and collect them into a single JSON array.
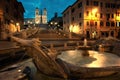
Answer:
[
  {"xmin": 35, "ymin": 7, "xmax": 47, "ymax": 24},
  {"xmin": 24, "ymin": 7, "xmax": 48, "ymax": 28}
]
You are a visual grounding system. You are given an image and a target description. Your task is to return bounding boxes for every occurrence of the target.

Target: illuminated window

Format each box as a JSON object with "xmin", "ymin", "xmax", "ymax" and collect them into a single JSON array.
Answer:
[
  {"xmin": 86, "ymin": 21, "xmax": 89, "ymax": 26},
  {"xmin": 90, "ymin": 20, "xmax": 94, "ymax": 26},
  {"xmin": 7, "ymin": 0, "xmax": 10, "ymax": 2},
  {"xmin": 5, "ymin": 7, "xmax": 9, "ymax": 13},
  {"xmin": 117, "ymin": 4, "xmax": 120, "ymax": 9},
  {"xmin": 86, "ymin": 11, "xmax": 89, "ymax": 16},
  {"xmin": 116, "ymin": 22, "xmax": 120, "ymax": 27}
]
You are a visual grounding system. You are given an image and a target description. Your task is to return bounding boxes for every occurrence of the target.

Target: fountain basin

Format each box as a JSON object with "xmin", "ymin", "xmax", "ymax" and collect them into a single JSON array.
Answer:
[{"xmin": 57, "ymin": 50, "xmax": 120, "ymax": 78}]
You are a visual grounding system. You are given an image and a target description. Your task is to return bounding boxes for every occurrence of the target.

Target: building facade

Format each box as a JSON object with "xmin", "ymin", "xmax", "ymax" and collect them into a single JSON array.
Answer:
[
  {"xmin": 35, "ymin": 8, "xmax": 47, "ymax": 24},
  {"xmin": 24, "ymin": 18, "xmax": 35, "ymax": 28},
  {"xmin": 0, "ymin": 0, "xmax": 25, "ymax": 40},
  {"xmin": 48, "ymin": 13, "xmax": 63, "ymax": 30},
  {"xmin": 63, "ymin": 0, "xmax": 120, "ymax": 39},
  {"xmin": 24, "ymin": 8, "xmax": 48, "ymax": 28}
]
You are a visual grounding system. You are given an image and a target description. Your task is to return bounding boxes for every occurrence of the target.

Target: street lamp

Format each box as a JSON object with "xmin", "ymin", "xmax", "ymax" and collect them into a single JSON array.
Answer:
[
  {"xmin": 115, "ymin": 12, "xmax": 120, "ymax": 38},
  {"xmin": 69, "ymin": 25, "xmax": 73, "ymax": 38},
  {"xmin": 90, "ymin": 8, "xmax": 98, "ymax": 39},
  {"xmin": 16, "ymin": 22, "xmax": 20, "ymax": 32}
]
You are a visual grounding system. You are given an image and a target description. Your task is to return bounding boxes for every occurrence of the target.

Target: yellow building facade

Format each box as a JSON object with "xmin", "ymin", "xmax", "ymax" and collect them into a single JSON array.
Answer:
[{"xmin": 63, "ymin": 0, "xmax": 120, "ymax": 39}]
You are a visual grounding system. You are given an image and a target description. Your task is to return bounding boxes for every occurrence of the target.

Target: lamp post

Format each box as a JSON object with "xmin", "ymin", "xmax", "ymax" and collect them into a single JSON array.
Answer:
[
  {"xmin": 115, "ymin": 12, "xmax": 120, "ymax": 38},
  {"xmin": 69, "ymin": 25, "xmax": 73, "ymax": 38},
  {"xmin": 90, "ymin": 8, "xmax": 98, "ymax": 39}
]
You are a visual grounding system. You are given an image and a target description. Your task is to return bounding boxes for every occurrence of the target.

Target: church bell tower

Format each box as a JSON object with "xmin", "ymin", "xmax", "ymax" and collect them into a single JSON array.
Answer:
[
  {"xmin": 35, "ymin": 7, "xmax": 40, "ymax": 24},
  {"xmin": 42, "ymin": 8, "xmax": 47, "ymax": 24}
]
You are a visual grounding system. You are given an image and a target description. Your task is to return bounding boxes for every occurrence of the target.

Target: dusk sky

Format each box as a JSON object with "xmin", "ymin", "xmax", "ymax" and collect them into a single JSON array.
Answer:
[{"xmin": 17, "ymin": 0, "xmax": 76, "ymax": 21}]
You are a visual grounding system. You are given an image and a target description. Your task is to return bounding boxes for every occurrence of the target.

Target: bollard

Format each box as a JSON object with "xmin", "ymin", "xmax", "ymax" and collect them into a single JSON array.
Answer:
[
  {"xmin": 64, "ymin": 43, "xmax": 67, "ymax": 48},
  {"xmin": 50, "ymin": 44, "xmax": 54, "ymax": 49}
]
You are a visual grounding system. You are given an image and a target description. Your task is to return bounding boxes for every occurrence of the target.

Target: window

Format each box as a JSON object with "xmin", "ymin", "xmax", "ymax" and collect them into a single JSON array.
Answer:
[
  {"xmin": 116, "ymin": 22, "xmax": 120, "ymax": 27},
  {"xmin": 72, "ymin": 17, "xmax": 74, "ymax": 21},
  {"xmin": 86, "ymin": 0, "xmax": 89, "ymax": 6},
  {"xmin": 78, "ymin": 2, "xmax": 82, "ymax": 8},
  {"xmin": 105, "ymin": 3, "xmax": 110, "ymax": 8},
  {"xmin": 63, "ymin": 14, "xmax": 66, "ymax": 17},
  {"xmin": 100, "ymin": 21, "xmax": 104, "ymax": 26},
  {"xmin": 111, "ymin": 14, "xmax": 114, "ymax": 18},
  {"xmin": 100, "ymin": 2, "xmax": 103, "ymax": 7},
  {"xmin": 72, "ymin": 8, "xmax": 75, "ymax": 13},
  {"xmin": 111, "ymin": 31, "xmax": 114, "ymax": 37},
  {"xmin": 86, "ymin": 11, "xmax": 89, "ymax": 16},
  {"xmin": 93, "ymin": 1, "xmax": 99, "ymax": 6},
  {"xmin": 111, "ymin": 3, "xmax": 116, "ymax": 8},
  {"xmin": 90, "ymin": 20, "xmax": 94, "ymax": 26},
  {"xmin": 100, "ymin": 13, "xmax": 103, "ymax": 18},
  {"xmin": 79, "ymin": 13, "xmax": 82, "ymax": 18},
  {"xmin": 106, "ymin": 22, "xmax": 110, "ymax": 26},
  {"xmin": 5, "ymin": 7, "xmax": 9, "ymax": 13},
  {"xmin": 106, "ymin": 13, "xmax": 110, "ymax": 20},
  {"xmin": 111, "ymin": 21, "xmax": 115, "ymax": 27},
  {"xmin": 117, "ymin": 4, "xmax": 120, "ymax": 9},
  {"xmin": 87, "ymin": 21, "xmax": 89, "ymax": 26},
  {"xmin": 7, "ymin": 0, "xmax": 10, "ymax": 2},
  {"xmin": 95, "ymin": 22, "xmax": 97, "ymax": 26},
  {"xmin": 67, "ymin": 11, "xmax": 69, "ymax": 15},
  {"xmin": 79, "ymin": 22, "xmax": 82, "ymax": 26}
]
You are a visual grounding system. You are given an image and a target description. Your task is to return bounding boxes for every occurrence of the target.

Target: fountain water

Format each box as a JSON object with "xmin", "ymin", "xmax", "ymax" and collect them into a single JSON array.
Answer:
[
  {"xmin": 10, "ymin": 36, "xmax": 120, "ymax": 79},
  {"xmin": 58, "ymin": 50, "xmax": 120, "ymax": 67}
]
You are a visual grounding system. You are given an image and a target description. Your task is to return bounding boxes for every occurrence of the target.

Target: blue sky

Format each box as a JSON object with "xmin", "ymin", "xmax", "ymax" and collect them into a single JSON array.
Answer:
[{"xmin": 18, "ymin": 0, "xmax": 76, "ymax": 21}]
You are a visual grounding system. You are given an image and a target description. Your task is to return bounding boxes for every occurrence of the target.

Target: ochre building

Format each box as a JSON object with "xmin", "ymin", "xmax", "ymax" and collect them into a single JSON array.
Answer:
[{"xmin": 63, "ymin": 0, "xmax": 120, "ymax": 39}]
